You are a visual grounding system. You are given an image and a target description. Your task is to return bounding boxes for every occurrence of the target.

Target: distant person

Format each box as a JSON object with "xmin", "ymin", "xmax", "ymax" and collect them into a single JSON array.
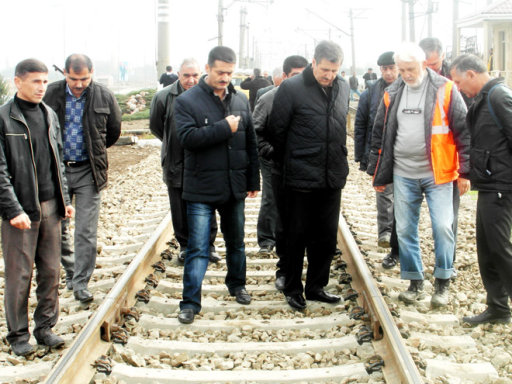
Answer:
[
  {"xmin": 263, "ymin": 70, "xmax": 273, "ymax": 84},
  {"xmin": 174, "ymin": 46, "xmax": 260, "ymax": 324},
  {"xmin": 252, "ymin": 55, "xmax": 308, "ymax": 291},
  {"xmin": 241, "ymin": 68, "xmax": 272, "ymax": 111},
  {"xmin": 355, "ymin": 51, "xmax": 400, "ymax": 267},
  {"xmin": 44, "ymin": 54, "xmax": 121, "ymax": 304},
  {"xmin": 368, "ymin": 43, "xmax": 470, "ymax": 308},
  {"xmin": 362, "ymin": 67, "xmax": 377, "ymax": 88},
  {"xmin": 269, "ymin": 41, "xmax": 350, "ymax": 310},
  {"xmin": 0, "ymin": 58, "xmax": 74, "ymax": 356},
  {"xmin": 159, "ymin": 65, "xmax": 178, "ymax": 88},
  {"xmin": 150, "ymin": 58, "xmax": 220, "ymax": 264},
  {"xmin": 255, "ymin": 67, "xmax": 282, "ymax": 102},
  {"xmin": 450, "ymin": 54, "xmax": 512, "ymax": 325},
  {"xmin": 349, "ymin": 72, "xmax": 360, "ymax": 101},
  {"xmin": 341, "ymin": 71, "xmax": 347, "ymax": 81}
]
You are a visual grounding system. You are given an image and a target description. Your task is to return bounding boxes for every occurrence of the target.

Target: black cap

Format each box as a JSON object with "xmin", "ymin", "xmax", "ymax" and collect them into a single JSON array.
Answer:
[{"xmin": 377, "ymin": 51, "xmax": 395, "ymax": 66}]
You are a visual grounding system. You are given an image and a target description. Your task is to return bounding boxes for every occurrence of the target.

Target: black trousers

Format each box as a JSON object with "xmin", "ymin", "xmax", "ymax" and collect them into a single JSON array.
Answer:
[
  {"xmin": 283, "ymin": 188, "xmax": 341, "ymax": 296},
  {"xmin": 167, "ymin": 184, "xmax": 217, "ymax": 251},
  {"xmin": 271, "ymin": 172, "xmax": 286, "ymax": 278},
  {"xmin": 257, "ymin": 158, "xmax": 277, "ymax": 248},
  {"xmin": 476, "ymin": 191, "xmax": 512, "ymax": 314}
]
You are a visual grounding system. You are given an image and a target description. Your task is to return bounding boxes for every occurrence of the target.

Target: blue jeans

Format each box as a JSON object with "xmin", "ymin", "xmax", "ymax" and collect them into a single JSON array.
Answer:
[
  {"xmin": 180, "ymin": 198, "xmax": 246, "ymax": 313},
  {"xmin": 394, "ymin": 175, "xmax": 454, "ymax": 280}
]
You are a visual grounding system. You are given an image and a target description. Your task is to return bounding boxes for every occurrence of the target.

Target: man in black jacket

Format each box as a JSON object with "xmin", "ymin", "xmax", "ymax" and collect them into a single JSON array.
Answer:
[
  {"xmin": 253, "ymin": 55, "xmax": 308, "ymax": 290},
  {"xmin": 450, "ymin": 55, "xmax": 512, "ymax": 325},
  {"xmin": 150, "ymin": 58, "xmax": 219, "ymax": 264},
  {"xmin": 44, "ymin": 54, "xmax": 121, "ymax": 303},
  {"xmin": 269, "ymin": 41, "xmax": 350, "ymax": 310},
  {"xmin": 0, "ymin": 59, "xmax": 74, "ymax": 356},
  {"xmin": 174, "ymin": 46, "xmax": 260, "ymax": 324},
  {"xmin": 241, "ymin": 68, "xmax": 272, "ymax": 111},
  {"xmin": 355, "ymin": 51, "xmax": 400, "ymax": 268}
]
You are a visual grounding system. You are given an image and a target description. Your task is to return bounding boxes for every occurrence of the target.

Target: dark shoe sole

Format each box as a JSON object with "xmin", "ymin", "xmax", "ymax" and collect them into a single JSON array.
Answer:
[{"xmin": 463, "ymin": 317, "xmax": 511, "ymax": 326}]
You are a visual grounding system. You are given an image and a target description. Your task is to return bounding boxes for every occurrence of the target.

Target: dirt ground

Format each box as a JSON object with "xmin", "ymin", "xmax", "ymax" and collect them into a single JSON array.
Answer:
[{"xmin": 109, "ymin": 118, "xmax": 155, "ymax": 173}]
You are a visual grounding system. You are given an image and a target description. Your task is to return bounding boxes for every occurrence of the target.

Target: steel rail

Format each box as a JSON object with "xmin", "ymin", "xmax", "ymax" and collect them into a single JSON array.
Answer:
[
  {"xmin": 43, "ymin": 213, "xmax": 173, "ymax": 384},
  {"xmin": 337, "ymin": 213, "xmax": 423, "ymax": 384}
]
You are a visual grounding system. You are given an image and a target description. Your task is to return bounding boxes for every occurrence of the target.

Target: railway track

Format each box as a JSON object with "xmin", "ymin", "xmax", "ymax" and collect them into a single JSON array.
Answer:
[{"xmin": 0, "ymin": 138, "xmax": 508, "ymax": 383}]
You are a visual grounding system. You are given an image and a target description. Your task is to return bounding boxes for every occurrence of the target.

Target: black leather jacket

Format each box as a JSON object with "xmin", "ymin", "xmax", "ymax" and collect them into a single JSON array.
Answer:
[
  {"xmin": 43, "ymin": 80, "xmax": 121, "ymax": 191},
  {"xmin": 149, "ymin": 80, "xmax": 185, "ymax": 187},
  {"xmin": 0, "ymin": 98, "xmax": 70, "ymax": 221},
  {"xmin": 467, "ymin": 78, "xmax": 512, "ymax": 191}
]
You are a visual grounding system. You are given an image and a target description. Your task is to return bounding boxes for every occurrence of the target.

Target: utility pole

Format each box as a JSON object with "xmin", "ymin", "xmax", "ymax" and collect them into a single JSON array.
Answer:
[
  {"xmin": 156, "ymin": 0, "xmax": 170, "ymax": 80},
  {"xmin": 349, "ymin": 9, "xmax": 356, "ymax": 75},
  {"xmin": 239, "ymin": 6, "xmax": 247, "ymax": 68},
  {"xmin": 427, "ymin": 0, "xmax": 433, "ymax": 37},
  {"xmin": 408, "ymin": 0, "xmax": 416, "ymax": 42},
  {"xmin": 402, "ymin": 0, "xmax": 407, "ymax": 41},
  {"xmin": 217, "ymin": 0, "xmax": 224, "ymax": 46},
  {"xmin": 452, "ymin": 0, "xmax": 459, "ymax": 56}
]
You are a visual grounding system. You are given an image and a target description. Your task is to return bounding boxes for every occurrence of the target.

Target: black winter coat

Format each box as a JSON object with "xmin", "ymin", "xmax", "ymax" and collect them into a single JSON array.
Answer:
[
  {"xmin": 0, "ymin": 99, "xmax": 70, "ymax": 221},
  {"xmin": 43, "ymin": 80, "xmax": 121, "ymax": 192},
  {"xmin": 354, "ymin": 78, "xmax": 389, "ymax": 170},
  {"xmin": 241, "ymin": 76, "xmax": 272, "ymax": 111},
  {"xmin": 174, "ymin": 77, "xmax": 260, "ymax": 204},
  {"xmin": 467, "ymin": 78, "xmax": 512, "ymax": 191},
  {"xmin": 149, "ymin": 80, "xmax": 185, "ymax": 187},
  {"xmin": 268, "ymin": 64, "xmax": 350, "ymax": 190}
]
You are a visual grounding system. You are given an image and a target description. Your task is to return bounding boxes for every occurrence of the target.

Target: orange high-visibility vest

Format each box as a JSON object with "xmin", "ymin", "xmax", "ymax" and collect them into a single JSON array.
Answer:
[{"xmin": 382, "ymin": 81, "xmax": 458, "ymax": 184}]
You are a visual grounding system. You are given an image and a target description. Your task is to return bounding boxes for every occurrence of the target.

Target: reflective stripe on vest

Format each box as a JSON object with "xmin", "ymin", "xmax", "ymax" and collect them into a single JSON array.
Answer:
[{"xmin": 431, "ymin": 81, "xmax": 459, "ymax": 184}]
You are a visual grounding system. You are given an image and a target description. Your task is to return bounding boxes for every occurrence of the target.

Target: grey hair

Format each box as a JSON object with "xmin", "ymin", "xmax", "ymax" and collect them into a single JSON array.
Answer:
[
  {"xmin": 419, "ymin": 37, "xmax": 443, "ymax": 56},
  {"xmin": 272, "ymin": 67, "xmax": 281, "ymax": 78},
  {"xmin": 180, "ymin": 58, "xmax": 200, "ymax": 71},
  {"xmin": 394, "ymin": 42, "xmax": 426, "ymax": 63},
  {"xmin": 314, "ymin": 40, "xmax": 344, "ymax": 64},
  {"xmin": 450, "ymin": 54, "xmax": 487, "ymax": 74}
]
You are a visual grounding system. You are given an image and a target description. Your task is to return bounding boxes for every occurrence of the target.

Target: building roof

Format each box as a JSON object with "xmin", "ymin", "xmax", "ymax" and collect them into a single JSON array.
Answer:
[{"xmin": 457, "ymin": 0, "xmax": 512, "ymax": 28}]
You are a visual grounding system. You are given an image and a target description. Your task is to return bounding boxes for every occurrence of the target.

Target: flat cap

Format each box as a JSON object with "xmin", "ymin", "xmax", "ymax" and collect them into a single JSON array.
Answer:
[{"xmin": 377, "ymin": 51, "xmax": 395, "ymax": 66}]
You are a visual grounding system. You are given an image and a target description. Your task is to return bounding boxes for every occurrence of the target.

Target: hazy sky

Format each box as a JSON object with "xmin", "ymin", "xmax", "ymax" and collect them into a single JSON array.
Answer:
[{"xmin": 1, "ymin": 0, "xmax": 485, "ymax": 79}]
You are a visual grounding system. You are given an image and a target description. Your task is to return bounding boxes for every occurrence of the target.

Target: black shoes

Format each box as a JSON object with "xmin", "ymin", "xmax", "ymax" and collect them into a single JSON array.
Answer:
[
  {"xmin": 275, "ymin": 276, "xmax": 285, "ymax": 291},
  {"xmin": 35, "ymin": 330, "xmax": 65, "ymax": 348},
  {"xmin": 306, "ymin": 290, "xmax": 341, "ymax": 304},
  {"xmin": 286, "ymin": 294, "xmax": 306, "ymax": 310},
  {"xmin": 233, "ymin": 288, "xmax": 251, "ymax": 305},
  {"xmin": 11, "ymin": 341, "xmax": 35, "ymax": 356},
  {"xmin": 463, "ymin": 308, "xmax": 511, "ymax": 326},
  {"xmin": 382, "ymin": 252, "xmax": 399, "ymax": 269},
  {"xmin": 209, "ymin": 251, "xmax": 221, "ymax": 263},
  {"xmin": 178, "ymin": 308, "xmax": 195, "ymax": 324},
  {"xmin": 74, "ymin": 289, "xmax": 94, "ymax": 303}
]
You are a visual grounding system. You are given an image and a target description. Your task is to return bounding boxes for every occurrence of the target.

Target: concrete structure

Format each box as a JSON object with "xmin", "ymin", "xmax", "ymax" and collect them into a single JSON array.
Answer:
[
  {"xmin": 156, "ymin": 0, "xmax": 171, "ymax": 82},
  {"xmin": 455, "ymin": 0, "xmax": 512, "ymax": 87}
]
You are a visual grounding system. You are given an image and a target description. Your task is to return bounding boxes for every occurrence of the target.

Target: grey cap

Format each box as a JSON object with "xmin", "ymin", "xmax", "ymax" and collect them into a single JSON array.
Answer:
[{"xmin": 377, "ymin": 51, "xmax": 395, "ymax": 66}]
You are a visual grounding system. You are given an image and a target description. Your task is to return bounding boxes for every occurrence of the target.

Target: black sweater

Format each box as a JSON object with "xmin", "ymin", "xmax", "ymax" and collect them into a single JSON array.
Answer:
[{"xmin": 15, "ymin": 96, "xmax": 55, "ymax": 202}]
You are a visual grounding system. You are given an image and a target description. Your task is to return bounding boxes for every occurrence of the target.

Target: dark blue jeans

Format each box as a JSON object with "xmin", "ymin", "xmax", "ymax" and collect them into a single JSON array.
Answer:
[{"xmin": 180, "ymin": 198, "xmax": 247, "ymax": 313}]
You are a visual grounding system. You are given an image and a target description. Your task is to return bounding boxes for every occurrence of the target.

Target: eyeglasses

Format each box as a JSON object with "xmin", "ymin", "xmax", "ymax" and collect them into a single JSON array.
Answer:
[{"xmin": 402, "ymin": 108, "xmax": 422, "ymax": 114}]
